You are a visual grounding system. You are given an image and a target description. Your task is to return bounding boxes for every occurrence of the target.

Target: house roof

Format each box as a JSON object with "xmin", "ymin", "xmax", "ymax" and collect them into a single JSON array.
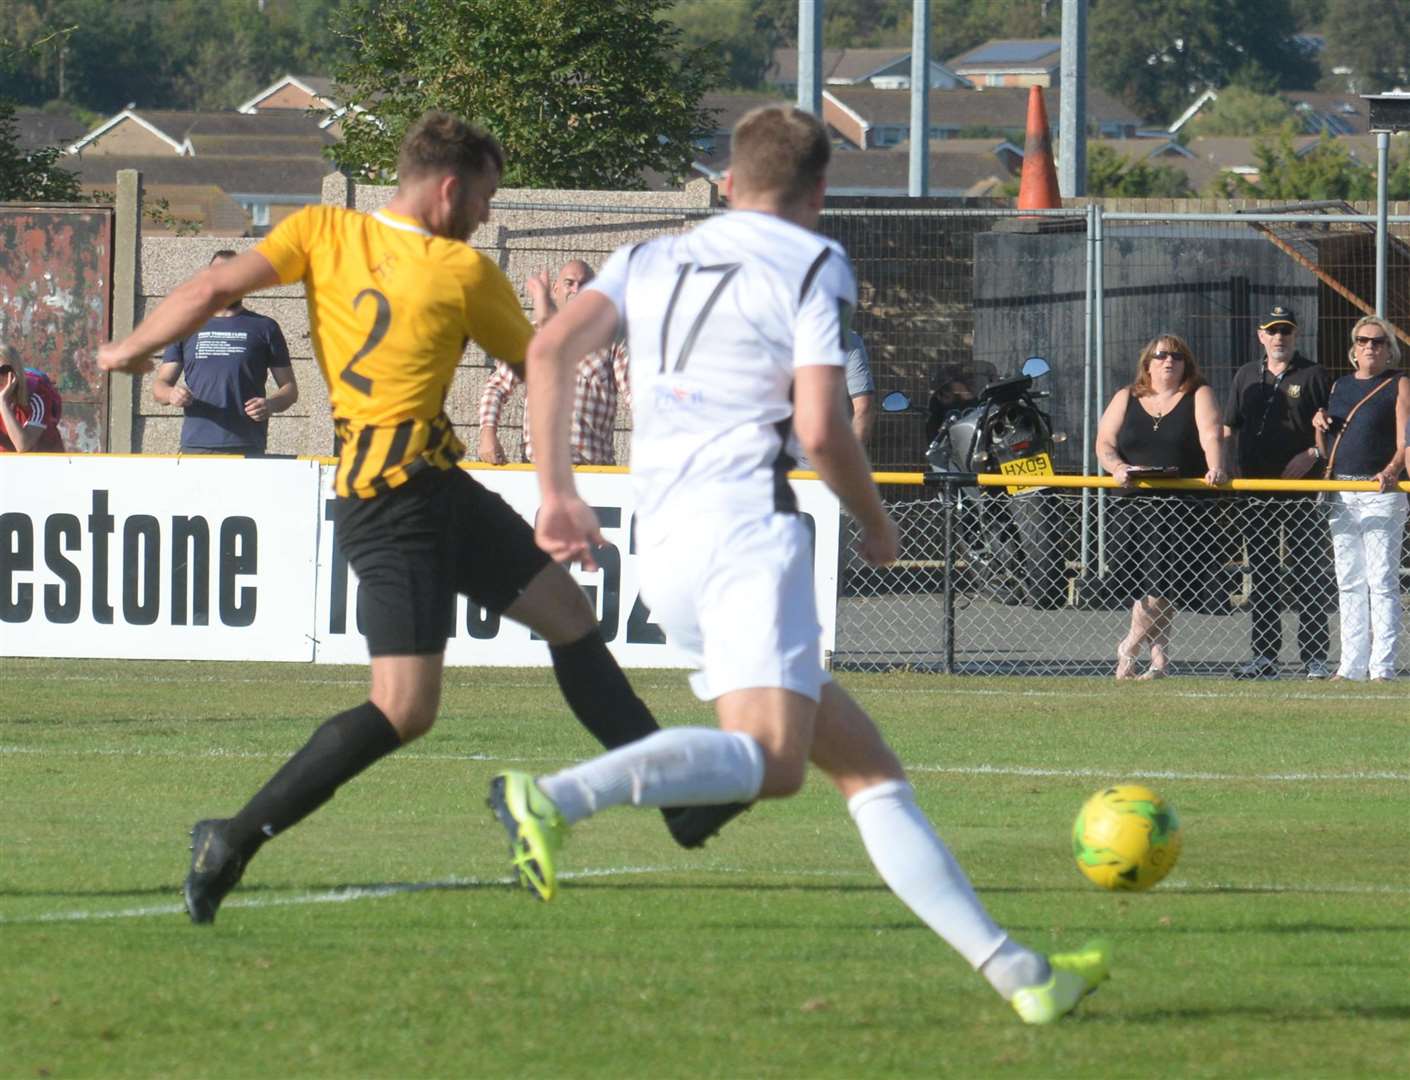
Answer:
[
  {"xmin": 236, "ymin": 73, "xmax": 341, "ymax": 114},
  {"xmin": 826, "ymin": 85, "xmax": 1146, "ymax": 129},
  {"xmin": 826, "ymin": 147, "xmax": 1014, "ymax": 195},
  {"xmin": 68, "ymin": 108, "xmax": 337, "ymax": 155},
  {"xmin": 64, "ymin": 154, "xmax": 336, "ymax": 198},
  {"xmin": 699, "ymin": 92, "xmax": 792, "ymax": 133},
  {"xmin": 1286, "ymin": 92, "xmax": 1369, "ymax": 135},
  {"xmin": 13, "ymin": 108, "xmax": 89, "ymax": 153},
  {"xmin": 947, "ymin": 38, "xmax": 1062, "ymax": 72},
  {"xmin": 768, "ymin": 48, "xmax": 911, "ymax": 85}
]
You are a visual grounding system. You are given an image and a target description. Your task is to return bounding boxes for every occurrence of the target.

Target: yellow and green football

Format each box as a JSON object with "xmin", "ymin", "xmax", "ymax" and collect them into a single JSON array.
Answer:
[{"xmin": 1073, "ymin": 784, "xmax": 1182, "ymax": 891}]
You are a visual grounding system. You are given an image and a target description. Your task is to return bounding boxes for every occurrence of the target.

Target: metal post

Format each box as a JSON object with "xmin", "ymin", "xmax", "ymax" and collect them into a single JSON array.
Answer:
[
  {"xmin": 1093, "ymin": 203, "xmax": 1107, "ymax": 576},
  {"xmin": 1376, "ymin": 130, "xmax": 1389, "ymax": 316},
  {"xmin": 108, "ymin": 168, "xmax": 142, "ymax": 453},
  {"xmin": 797, "ymin": 1, "xmax": 822, "ymax": 117},
  {"xmin": 1058, "ymin": 0, "xmax": 1088, "ymax": 196},
  {"xmin": 909, "ymin": 0, "xmax": 930, "ymax": 196},
  {"xmin": 1080, "ymin": 201, "xmax": 1096, "ymax": 573},
  {"xmin": 942, "ymin": 482, "xmax": 956, "ymax": 674}
]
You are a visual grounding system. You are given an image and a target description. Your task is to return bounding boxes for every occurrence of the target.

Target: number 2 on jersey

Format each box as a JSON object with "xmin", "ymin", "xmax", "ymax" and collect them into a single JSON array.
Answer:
[
  {"xmin": 340, "ymin": 288, "xmax": 390, "ymax": 395},
  {"xmin": 660, "ymin": 262, "xmax": 740, "ymax": 373}
]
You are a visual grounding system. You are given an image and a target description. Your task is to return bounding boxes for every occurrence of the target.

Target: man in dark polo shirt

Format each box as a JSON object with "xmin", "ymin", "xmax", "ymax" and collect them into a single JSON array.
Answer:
[
  {"xmin": 1222, "ymin": 305, "xmax": 1333, "ymax": 679},
  {"xmin": 153, "ymin": 250, "xmax": 298, "ymax": 456}
]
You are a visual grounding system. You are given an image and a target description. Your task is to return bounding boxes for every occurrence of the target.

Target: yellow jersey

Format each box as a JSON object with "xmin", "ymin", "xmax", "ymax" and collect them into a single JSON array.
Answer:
[{"xmin": 256, "ymin": 205, "xmax": 532, "ymax": 498}]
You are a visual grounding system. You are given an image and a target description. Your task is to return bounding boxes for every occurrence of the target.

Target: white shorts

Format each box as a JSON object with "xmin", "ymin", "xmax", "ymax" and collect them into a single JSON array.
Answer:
[{"xmin": 638, "ymin": 512, "xmax": 829, "ymax": 702}]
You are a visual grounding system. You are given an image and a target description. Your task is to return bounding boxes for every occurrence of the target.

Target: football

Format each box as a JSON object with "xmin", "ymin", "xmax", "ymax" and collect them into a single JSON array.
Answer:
[{"xmin": 1072, "ymin": 784, "xmax": 1182, "ymax": 891}]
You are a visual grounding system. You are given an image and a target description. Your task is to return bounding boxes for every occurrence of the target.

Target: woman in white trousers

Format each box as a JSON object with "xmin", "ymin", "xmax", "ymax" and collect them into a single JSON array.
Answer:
[{"xmin": 1314, "ymin": 315, "xmax": 1410, "ymax": 682}]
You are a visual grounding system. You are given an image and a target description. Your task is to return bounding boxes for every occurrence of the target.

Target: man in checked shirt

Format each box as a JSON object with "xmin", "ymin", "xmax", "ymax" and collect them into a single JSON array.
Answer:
[{"xmin": 478, "ymin": 259, "xmax": 629, "ymax": 465}]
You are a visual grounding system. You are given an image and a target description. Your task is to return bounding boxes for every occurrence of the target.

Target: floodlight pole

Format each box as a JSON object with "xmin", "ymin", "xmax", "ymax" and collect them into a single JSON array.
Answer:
[
  {"xmin": 798, "ymin": 1, "xmax": 822, "ymax": 117},
  {"xmin": 1361, "ymin": 93, "xmax": 1410, "ymax": 315},
  {"xmin": 909, "ymin": 0, "xmax": 931, "ymax": 196},
  {"xmin": 1058, "ymin": 0, "xmax": 1088, "ymax": 196},
  {"xmin": 1376, "ymin": 130, "xmax": 1388, "ymax": 316}
]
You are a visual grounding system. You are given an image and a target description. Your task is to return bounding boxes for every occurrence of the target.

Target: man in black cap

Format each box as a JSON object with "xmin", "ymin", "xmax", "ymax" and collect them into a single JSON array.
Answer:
[{"xmin": 1222, "ymin": 305, "xmax": 1333, "ymax": 679}]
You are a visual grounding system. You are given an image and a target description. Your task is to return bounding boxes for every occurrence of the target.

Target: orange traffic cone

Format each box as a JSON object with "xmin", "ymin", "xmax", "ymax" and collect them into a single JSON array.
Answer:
[{"xmin": 1017, "ymin": 85, "xmax": 1061, "ymax": 210}]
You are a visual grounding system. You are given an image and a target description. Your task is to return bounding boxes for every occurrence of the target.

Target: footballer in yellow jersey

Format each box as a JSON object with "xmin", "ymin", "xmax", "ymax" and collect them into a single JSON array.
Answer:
[
  {"xmin": 98, "ymin": 111, "xmax": 743, "ymax": 925},
  {"xmin": 256, "ymin": 203, "xmax": 533, "ymax": 498}
]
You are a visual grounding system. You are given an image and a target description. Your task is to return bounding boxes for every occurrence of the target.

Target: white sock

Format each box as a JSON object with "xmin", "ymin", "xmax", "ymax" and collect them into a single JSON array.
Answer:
[
  {"xmin": 539, "ymin": 727, "xmax": 765, "ymax": 826},
  {"xmin": 848, "ymin": 779, "xmax": 1035, "ymax": 992}
]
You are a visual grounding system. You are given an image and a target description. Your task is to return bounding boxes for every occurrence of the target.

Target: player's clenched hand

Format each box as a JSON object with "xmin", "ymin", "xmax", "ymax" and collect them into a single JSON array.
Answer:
[
  {"xmin": 535, "ymin": 495, "xmax": 606, "ymax": 570},
  {"xmin": 857, "ymin": 511, "xmax": 899, "ymax": 567},
  {"xmin": 97, "ymin": 342, "xmax": 156, "ymax": 376}
]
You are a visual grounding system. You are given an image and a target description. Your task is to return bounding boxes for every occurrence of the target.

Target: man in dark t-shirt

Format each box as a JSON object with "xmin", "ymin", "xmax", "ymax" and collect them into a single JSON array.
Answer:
[
  {"xmin": 1221, "ymin": 305, "xmax": 1333, "ymax": 679},
  {"xmin": 154, "ymin": 250, "xmax": 298, "ymax": 455}
]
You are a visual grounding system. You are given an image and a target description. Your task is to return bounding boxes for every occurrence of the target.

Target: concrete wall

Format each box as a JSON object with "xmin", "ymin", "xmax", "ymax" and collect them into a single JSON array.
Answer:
[{"xmin": 128, "ymin": 174, "xmax": 719, "ymax": 458}]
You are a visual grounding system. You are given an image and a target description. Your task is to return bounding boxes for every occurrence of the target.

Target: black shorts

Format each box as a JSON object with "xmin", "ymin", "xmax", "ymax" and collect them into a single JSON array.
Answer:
[{"xmin": 332, "ymin": 467, "xmax": 551, "ymax": 656}]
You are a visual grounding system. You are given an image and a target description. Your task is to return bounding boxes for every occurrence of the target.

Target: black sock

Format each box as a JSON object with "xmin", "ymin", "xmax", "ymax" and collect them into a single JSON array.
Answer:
[
  {"xmin": 550, "ymin": 631, "xmax": 659, "ymax": 750},
  {"xmin": 224, "ymin": 702, "xmax": 402, "ymax": 861}
]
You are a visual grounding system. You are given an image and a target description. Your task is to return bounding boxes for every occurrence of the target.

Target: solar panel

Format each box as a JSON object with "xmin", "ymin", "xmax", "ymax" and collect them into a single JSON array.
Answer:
[{"xmin": 960, "ymin": 40, "xmax": 1059, "ymax": 65}]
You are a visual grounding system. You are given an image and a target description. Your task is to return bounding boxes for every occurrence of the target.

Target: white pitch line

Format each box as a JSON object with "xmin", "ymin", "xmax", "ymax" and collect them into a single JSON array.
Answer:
[
  {"xmin": 6, "ymin": 668, "xmax": 1407, "ymax": 703},
  {"xmin": 1, "ymin": 743, "xmax": 1405, "ymax": 783},
  {"xmin": 0, "ymin": 866, "xmax": 673, "ymax": 926},
  {"xmin": 906, "ymin": 763, "xmax": 1410, "ymax": 782},
  {"xmin": 5, "ymin": 866, "xmax": 1409, "ymax": 926}
]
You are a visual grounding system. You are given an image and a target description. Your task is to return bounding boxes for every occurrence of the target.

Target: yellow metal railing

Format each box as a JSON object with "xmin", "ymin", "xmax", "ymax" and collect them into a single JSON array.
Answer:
[{"xmin": 858, "ymin": 472, "xmax": 1410, "ymax": 493}]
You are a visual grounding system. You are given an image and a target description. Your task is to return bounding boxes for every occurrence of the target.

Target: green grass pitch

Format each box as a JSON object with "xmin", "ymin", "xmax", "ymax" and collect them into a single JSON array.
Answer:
[{"xmin": 3, "ymin": 659, "xmax": 1408, "ymax": 1078}]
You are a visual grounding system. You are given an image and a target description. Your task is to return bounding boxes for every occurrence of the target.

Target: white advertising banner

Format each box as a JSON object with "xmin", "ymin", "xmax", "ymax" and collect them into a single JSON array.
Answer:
[
  {"xmin": 1, "ymin": 458, "xmax": 840, "ymax": 668},
  {"xmin": 311, "ymin": 466, "xmax": 842, "ymax": 669},
  {"xmin": 0, "ymin": 456, "xmax": 321, "ymax": 660}
]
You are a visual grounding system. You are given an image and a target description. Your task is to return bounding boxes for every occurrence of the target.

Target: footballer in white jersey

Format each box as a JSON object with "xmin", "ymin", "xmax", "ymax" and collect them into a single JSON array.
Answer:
[
  {"xmin": 587, "ymin": 211, "xmax": 857, "ymax": 534},
  {"xmin": 505, "ymin": 108, "xmax": 1108, "ymax": 1021}
]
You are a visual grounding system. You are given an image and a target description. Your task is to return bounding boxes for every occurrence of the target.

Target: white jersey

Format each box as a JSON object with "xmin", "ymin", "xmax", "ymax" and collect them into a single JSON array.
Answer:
[{"xmin": 588, "ymin": 210, "xmax": 856, "ymax": 534}]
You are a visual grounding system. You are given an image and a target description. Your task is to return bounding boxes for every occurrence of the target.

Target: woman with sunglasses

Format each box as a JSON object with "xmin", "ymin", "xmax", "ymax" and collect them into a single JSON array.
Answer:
[
  {"xmin": 1095, "ymin": 333, "xmax": 1226, "ymax": 679},
  {"xmin": 1312, "ymin": 315, "xmax": 1409, "ymax": 682}
]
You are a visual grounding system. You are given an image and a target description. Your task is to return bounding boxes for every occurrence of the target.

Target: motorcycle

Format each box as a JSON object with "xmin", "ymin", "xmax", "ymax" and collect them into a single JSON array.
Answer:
[{"xmin": 882, "ymin": 356, "xmax": 1069, "ymax": 609}]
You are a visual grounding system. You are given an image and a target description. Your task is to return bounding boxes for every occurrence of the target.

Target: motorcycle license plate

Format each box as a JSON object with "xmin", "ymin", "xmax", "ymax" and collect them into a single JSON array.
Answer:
[{"xmin": 998, "ymin": 452, "xmax": 1053, "ymax": 494}]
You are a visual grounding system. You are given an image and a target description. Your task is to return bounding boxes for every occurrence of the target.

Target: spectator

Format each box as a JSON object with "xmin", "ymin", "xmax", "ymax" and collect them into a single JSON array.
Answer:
[
  {"xmin": 1095, "ymin": 333, "xmax": 1226, "ymax": 680},
  {"xmin": 152, "ymin": 250, "xmax": 298, "ymax": 457},
  {"xmin": 1222, "ymin": 305, "xmax": 1334, "ymax": 680},
  {"xmin": 926, "ymin": 360, "xmax": 996, "ymax": 444},
  {"xmin": 844, "ymin": 329, "xmax": 877, "ymax": 444},
  {"xmin": 0, "ymin": 360, "xmax": 64, "ymax": 452},
  {"xmin": 796, "ymin": 329, "xmax": 875, "ymax": 469},
  {"xmin": 478, "ymin": 259, "xmax": 629, "ymax": 465},
  {"xmin": 1314, "ymin": 315, "xmax": 1409, "ymax": 682}
]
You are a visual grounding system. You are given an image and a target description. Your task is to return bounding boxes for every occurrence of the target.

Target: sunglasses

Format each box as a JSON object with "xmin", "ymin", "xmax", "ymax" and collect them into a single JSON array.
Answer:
[
  {"xmin": 1151, "ymin": 351, "xmax": 1185, "ymax": 361},
  {"xmin": 1261, "ymin": 327, "xmax": 1295, "ymax": 336},
  {"xmin": 1354, "ymin": 335, "xmax": 1388, "ymax": 347}
]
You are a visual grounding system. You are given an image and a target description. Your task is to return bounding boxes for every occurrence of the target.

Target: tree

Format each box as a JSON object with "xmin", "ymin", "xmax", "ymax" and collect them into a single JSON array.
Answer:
[
  {"xmin": 668, "ymin": 0, "xmax": 780, "ymax": 90},
  {"xmin": 1084, "ymin": 142, "xmax": 1192, "ymax": 197},
  {"xmin": 1209, "ymin": 131, "xmax": 1378, "ymax": 200},
  {"xmin": 0, "ymin": 99, "xmax": 79, "ymax": 200},
  {"xmin": 1091, "ymin": 0, "xmax": 1308, "ymax": 123},
  {"xmin": 329, "ymin": 0, "xmax": 721, "ymax": 190},
  {"xmin": 0, "ymin": 18, "xmax": 80, "ymax": 201},
  {"xmin": 1184, "ymin": 87, "xmax": 1299, "ymax": 138},
  {"xmin": 1322, "ymin": 0, "xmax": 1410, "ymax": 93}
]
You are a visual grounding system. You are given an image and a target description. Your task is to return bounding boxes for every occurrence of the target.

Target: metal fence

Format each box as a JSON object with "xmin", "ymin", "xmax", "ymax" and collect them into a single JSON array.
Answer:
[
  {"xmin": 834, "ymin": 478, "xmax": 1409, "ymax": 679},
  {"xmin": 491, "ymin": 198, "xmax": 1410, "ymax": 678},
  {"xmin": 494, "ymin": 199, "xmax": 1410, "ymax": 475}
]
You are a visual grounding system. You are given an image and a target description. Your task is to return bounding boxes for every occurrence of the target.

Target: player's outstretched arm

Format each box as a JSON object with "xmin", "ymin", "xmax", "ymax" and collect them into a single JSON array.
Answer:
[
  {"xmin": 795, "ymin": 365, "xmax": 898, "ymax": 567},
  {"xmin": 526, "ymin": 289, "xmax": 619, "ymax": 566},
  {"xmin": 98, "ymin": 251, "xmax": 281, "ymax": 375}
]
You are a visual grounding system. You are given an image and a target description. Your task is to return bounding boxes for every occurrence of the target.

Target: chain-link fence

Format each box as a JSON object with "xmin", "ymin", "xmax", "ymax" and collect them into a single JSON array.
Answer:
[
  {"xmin": 835, "ymin": 480, "xmax": 1410, "ymax": 678},
  {"xmin": 487, "ymin": 199, "xmax": 1410, "ymax": 473},
  {"xmin": 481, "ymin": 197, "xmax": 1410, "ymax": 679}
]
